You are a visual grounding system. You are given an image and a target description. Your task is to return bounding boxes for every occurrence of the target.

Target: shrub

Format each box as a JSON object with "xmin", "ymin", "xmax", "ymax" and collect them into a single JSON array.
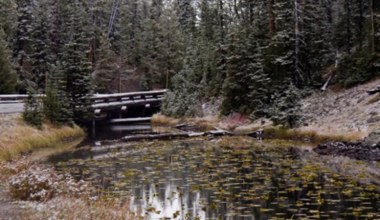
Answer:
[
  {"xmin": 8, "ymin": 165, "xmax": 93, "ymax": 201},
  {"xmin": 23, "ymin": 87, "xmax": 44, "ymax": 129}
]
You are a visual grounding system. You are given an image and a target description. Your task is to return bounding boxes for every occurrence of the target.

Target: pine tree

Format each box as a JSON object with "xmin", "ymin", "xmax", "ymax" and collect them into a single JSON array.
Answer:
[
  {"xmin": 221, "ymin": 0, "xmax": 270, "ymax": 116},
  {"xmin": 61, "ymin": 2, "xmax": 93, "ymax": 121},
  {"xmin": 48, "ymin": 0, "xmax": 64, "ymax": 60},
  {"xmin": 303, "ymin": 0, "xmax": 335, "ymax": 85},
  {"xmin": 44, "ymin": 63, "xmax": 74, "ymax": 125},
  {"xmin": 269, "ymin": 83, "xmax": 301, "ymax": 128},
  {"xmin": 93, "ymin": 34, "xmax": 117, "ymax": 93},
  {"xmin": 334, "ymin": 0, "xmax": 355, "ymax": 54},
  {"xmin": 159, "ymin": 5, "xmax": 184, "ymax": 89},
  {"xmin": 267, "ymin": 0, "xmax": 297, "ymax": 87},
  {"xmin": 371, "ymin": 0, "xmax": 380, "ymax": 53},
  {"xmin": 23, "ymin": 85, "xmax": 43, "ymax": 128},
  {"xmin": 119, "ymin": 0, "xmax": 143, "ymax": 66},
  {"xmin": 222, "ymin": 27, "xmax": 255, "ymax": 115},
  {"xmin": 213, "ymin": 0, "xmax": 228, "ymax": 95},
  {"xmin": 161, "ymin": 50, "xmax": 202, "ymax": 117},
  {"xmin": 0, "ymin": 30, "xmax": 17, "ymax": 93},
  {"xmin": 13, "ymin": 0, "xmax": 34, "ymax": 93},
  {"xmin": 30, "ymin": 0, "xmax": 50, "ymax": 91},
  {"xmin": 198, "ymin": 0, "xmax": 219, "ymax": 96},
  {"xmin": 177, "ymin": 0, "xmax": 196, "ymax": 35},
  {"xmin": 0, "ymin": 0, "xmax": 18, "ymax": 45}
]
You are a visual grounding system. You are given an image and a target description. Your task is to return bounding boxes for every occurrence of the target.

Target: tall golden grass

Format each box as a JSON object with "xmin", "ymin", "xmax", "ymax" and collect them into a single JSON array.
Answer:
[
  {"xmin": 152, "ymin": 113, "xmax": 218, "ymax": 131},
  {"xmin": 0, "ymin": 118, "xmax": 85, "ymax": 161},
  {"xmin": 151, "ymin": 114, "xmax": 180, "ymax": 126}
]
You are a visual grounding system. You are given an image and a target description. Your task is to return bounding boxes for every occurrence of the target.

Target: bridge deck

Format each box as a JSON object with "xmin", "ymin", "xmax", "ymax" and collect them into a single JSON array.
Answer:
[{"xmin": 0, "ymin": 90, "xmax": 166, "ymax": 117}]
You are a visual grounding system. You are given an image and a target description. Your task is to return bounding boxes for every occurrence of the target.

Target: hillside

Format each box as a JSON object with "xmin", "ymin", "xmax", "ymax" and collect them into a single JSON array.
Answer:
[{"xmin": 300, "ymin": 78, "xmax": 380, "ymax": 137}]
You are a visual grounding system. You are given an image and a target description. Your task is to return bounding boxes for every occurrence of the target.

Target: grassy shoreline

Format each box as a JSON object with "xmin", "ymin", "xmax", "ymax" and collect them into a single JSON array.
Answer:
[
  {"xmin": 0, "ymin": 115, "xmax": 85, "ymax": 161},
  {"xmin": 152, "ymin": 113, "xmax": 363, "ymax": 144},
  {"xmin": 0, "ymin": 115, "xmax": 134, "ymax": 220}
]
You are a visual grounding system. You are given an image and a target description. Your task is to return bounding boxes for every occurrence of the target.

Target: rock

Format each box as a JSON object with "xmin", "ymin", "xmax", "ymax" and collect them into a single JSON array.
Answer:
[
  {"xmin": 314, "ymin": 141, "xmax": 380, "ymax": 161},
  {"xmin": 364, "ymin": 128, "xmax": 380, "ymax": 147}
]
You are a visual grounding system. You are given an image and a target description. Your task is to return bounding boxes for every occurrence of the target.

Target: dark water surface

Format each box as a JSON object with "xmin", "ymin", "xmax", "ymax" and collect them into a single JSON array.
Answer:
[{"xmin": 51, "ymin": 125, "xmax": 380, "ymax": 220}]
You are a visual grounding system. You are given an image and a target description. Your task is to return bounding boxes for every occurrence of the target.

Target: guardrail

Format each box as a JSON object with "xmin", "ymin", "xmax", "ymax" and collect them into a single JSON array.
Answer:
[
  {"xmin": 0, "ymin": 94, "xmax": 46, "ymax": 102},
  {"xmin": 0, "ymin": 90, "xmax": 167, "ymax": 107}
]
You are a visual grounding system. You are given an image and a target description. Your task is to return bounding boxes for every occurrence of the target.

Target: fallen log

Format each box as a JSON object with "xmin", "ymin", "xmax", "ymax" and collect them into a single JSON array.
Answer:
[
  {"xmin": 123, "ymin": 130, "xmax": 232, "ymax": 142},
  {"xmin": 174, "ymin": 123, "xmax": 197, "ymax": 131},
  {"xmin": 123, "ymin": 133, "xmax": 189, "ymax": 141},
  {"xmin": 211, "ymin": 127, "xmax": 233, "ymax": 136},
  {"xmin": 367, "ymin": 86, "xmax": 380, "ymax": 95}
]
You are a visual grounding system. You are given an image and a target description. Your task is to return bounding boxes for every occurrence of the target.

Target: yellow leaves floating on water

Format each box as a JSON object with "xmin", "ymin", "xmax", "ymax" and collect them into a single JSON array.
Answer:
[{"xmin": 52, "ymin": 138, "xmax": 380, "ymax": 219}]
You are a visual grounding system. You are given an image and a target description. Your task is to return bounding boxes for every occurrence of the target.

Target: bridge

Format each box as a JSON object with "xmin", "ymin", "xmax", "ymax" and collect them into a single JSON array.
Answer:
[{"xmin": 0, "ymin": 90, "xmax": 166, "ymax": 122}]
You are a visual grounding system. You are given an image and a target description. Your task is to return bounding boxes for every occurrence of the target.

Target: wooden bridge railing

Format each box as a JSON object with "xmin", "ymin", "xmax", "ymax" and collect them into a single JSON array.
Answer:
[
  {"xmin": 0, "ymin": 89, "xmax": 167, "ymax": 109},
  {"xmin": 91, "ymin": 89, "xmax": 166, "ymax": 110}
]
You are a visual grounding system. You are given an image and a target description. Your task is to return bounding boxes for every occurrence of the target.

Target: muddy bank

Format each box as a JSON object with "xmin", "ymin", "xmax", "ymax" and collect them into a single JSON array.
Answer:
[{"xmin": 314, "ymin": 141, "xmax": 380, "ymax": 161}]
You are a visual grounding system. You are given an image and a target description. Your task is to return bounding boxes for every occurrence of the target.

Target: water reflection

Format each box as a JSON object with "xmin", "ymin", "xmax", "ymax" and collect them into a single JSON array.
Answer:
[
  {"xmin": 130, "ymin": 182, "xmax": 207, "ymax": 220},
  {"xmin": 52, "ymin": 133, "xmax": 380, "ymax": 220},
  {"xmin": 89, "ymin": 123, "xmax": 153, "ymax": 141}
]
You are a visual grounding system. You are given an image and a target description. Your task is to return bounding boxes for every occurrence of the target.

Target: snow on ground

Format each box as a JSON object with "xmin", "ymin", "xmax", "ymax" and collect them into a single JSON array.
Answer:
[{"xmin": 300, "ymin": 78, "xmax": 380, "ymax": 137}]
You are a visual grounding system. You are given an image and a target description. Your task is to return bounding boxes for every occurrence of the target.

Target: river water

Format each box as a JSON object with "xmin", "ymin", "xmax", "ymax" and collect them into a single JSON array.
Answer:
[{"xmin": 50, "ymin": 124, "xmax": 380, "ymax": 220}]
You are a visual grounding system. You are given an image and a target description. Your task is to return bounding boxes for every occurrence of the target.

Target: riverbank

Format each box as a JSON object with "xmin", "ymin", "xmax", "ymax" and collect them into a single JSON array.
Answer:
[
  {"xmin": 0, "ymin": 114, "xmax": 136, "ymax": 220},
  {"xmin": 1, "ymin": 156, "xmax": 133, "ymax": 220},
  {"xmin": 152, "ymin": 113, "xmax": 363, "ymax": 144},
  {"xmin": 156, "ymin": 78, "xmax": 380, "ymax": 142},
  {"xmin": 0, "ymin": 114, "xmax": 85, "ymax": 161}
]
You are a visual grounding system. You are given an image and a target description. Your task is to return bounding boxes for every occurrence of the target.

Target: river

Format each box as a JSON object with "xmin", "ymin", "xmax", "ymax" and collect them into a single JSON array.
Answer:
[{"xmin": 48, "ymin": 124, "xmax": 380, "ymax": 220}]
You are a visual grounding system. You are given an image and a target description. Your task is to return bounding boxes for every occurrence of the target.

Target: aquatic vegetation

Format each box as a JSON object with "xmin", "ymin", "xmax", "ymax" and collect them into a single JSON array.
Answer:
[{"xmin": 52, "ymin": 137, "xmax": 380, "ymax": 219}]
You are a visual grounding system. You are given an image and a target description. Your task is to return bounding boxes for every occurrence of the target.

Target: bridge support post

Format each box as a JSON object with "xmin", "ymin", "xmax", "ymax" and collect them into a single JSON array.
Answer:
[
  {"xmin": 120, "ymin": 106, "xmax": 127, "ymax": 118},
  {"xmin": 92, "ymin": 119, "xmax": 96, "ymax": 138}
]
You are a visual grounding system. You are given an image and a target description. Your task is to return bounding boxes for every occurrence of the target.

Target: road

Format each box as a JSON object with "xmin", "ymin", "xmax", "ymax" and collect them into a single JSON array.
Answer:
[{"xmin": 0, "ymin": 102, "xmax": 24, "ymax": 114}]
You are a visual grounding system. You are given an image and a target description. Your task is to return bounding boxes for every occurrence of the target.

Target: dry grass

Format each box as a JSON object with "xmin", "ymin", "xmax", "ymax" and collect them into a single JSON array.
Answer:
[
  {"xmin": 0, "ymin": 116, "xmax": 85, "ymax": 161},
  {"xmin": 187, "ymin": 116, "xmax": 218, "ymax": 131},
  {"xmin": 25, "ymin": 196, "xmax": 135, "ymax": 220},
  {"xmin": 152, "ymin": 114, "xmax": 217, "ymax": 131},
  {"xmin": 263, "ymin": 126, "xmax": 362, "ymax": 144},
  {"xmin": 151, "ymin": 114, "xmax": 180, "ymax": 126}
]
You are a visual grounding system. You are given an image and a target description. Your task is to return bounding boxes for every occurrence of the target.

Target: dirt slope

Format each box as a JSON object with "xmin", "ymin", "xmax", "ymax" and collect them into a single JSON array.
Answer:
[{"xmin": 300, "ymin": 78, "xmax": 380, "ymax": 137}]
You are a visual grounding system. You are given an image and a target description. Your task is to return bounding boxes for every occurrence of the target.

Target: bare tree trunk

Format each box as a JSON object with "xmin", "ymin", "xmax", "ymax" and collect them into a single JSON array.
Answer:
[
  {"xmin": 218, "ymin": 0, "xmax": 227, "ymax": 85},
  {"xmin": 369, "ymin": 0, "xmax": 375, "ymax": 54},
  {"xmin": 267, "ymin": 0, "xmax": 275, "ymax": 38},
  {"xmin": 344, "ymin": 0, "xmax": 352, "ymax": 53},
  {"xmin": 294, "ymin": 0, "xmax": 304, "ymax": 87},
  {"xmin": 233, "ymin": 0, "xmax": 240, "ymax": 20}
]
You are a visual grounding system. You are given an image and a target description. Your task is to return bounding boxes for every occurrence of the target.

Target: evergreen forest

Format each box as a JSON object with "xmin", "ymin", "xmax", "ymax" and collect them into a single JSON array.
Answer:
[{"xmin": 0, "ymin": 0, "xmax": 380, "ymax": 126}]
